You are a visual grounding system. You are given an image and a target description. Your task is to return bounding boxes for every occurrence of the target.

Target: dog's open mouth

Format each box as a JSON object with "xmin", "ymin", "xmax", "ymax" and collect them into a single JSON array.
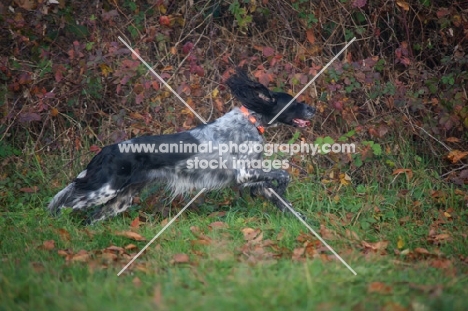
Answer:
[{"xmin": 293, "ymin": 119, "xmax": 310, "ymax": 127}]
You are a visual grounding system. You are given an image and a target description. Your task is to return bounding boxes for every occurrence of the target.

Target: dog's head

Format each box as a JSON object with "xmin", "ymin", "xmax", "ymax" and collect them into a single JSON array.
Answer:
[{"xmin": 226, "ymin": 69, "xmax": 316, "ymax": 127}]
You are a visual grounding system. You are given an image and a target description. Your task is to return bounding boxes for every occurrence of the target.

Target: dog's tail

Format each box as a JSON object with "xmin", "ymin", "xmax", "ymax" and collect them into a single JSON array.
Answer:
[
  {"xmin": 48, "ymin": 147, "xmax": 121, "ymax": 214},
  {"xmin": 47, "ymin": 181, "xmax": 78, "ymax": 215}
]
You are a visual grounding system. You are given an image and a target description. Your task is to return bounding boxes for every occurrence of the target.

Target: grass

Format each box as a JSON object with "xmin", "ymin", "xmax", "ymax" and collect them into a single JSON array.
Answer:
[{"xmin": 1, "ymin": 145, "xmax": 468, "ymax": 311}]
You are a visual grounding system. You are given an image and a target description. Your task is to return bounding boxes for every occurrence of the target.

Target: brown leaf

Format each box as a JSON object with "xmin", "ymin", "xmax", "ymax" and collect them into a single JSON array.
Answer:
[
  {"xmin": 320, "ymin": 225, "xmax": 337, "ymax": 240},
  {"xmin": 207, "ymin": 211, "xmax": 227, "ymax": 218},
  {"xmin": 292, "ymin": 247, "xmax": 305, "ymax": 260},
  {"xmin": 392, "ymin": 168, "xmax": 413, "ymax": 180},
  {"xmin": 57, "ymin": 228, "xmax": 71, "ymax": 242},
  {"xmin": 447, "ymin": 150, "xmax": 468, "ymax": 163},
  {"xmin": 276, "ymin": 228, "xmax": 285, "ymax": 241},
  {"xmin": 115, "ymin": 231, "xmax": 146, "ymax": 241},
  {"xmin": 42, "ymin": 240, "xmax": 55, "ymax": 250},
  {"xmin": 71, "ymin": 250, "xmax": 90, "ymax": 262},
  {"xmin": 130, "ymin": 216, "xmax": 140, "ymax": 228},
  {"xmin": 101, "ymin": 252, "xmax": 118, "ymax": 262},
  {"xmin": 434, "ymin": 233, "xmax": 450, "ymax": 241},
  {"xmin": 14, "ymin": 0, "xmax": 37, "ymax": 10},
  {"xmin": 57, "ymin": 249, "xmax": 68, "ymax": 257},
  {"xmin": 19, "ymin": 186, "xmax": 39, "ymax": 193},
  {"xmin": 132, "ymin": 277, "xmax": 142, "ymax": 287},
  {"xmin": 125, "ymin": 244, "xmax": 138, "ymax": 250},
  {"xmin": 446, "ymin": 137, "xmax": 460, "ymax": 143},
  {"xmin": 362, "ymin": 240, "xmax": 388, "ymax": 251},
  {"xmin": 430, "ymin": 259, "xmax": 452, "ymax": 270},
  {"xmin": 306, "ymin": 28, "xmax": 315, "ymax": 44},
  {"xmin": 105, "ymin": 245, "xmax": 125, "ymax": 254},
  {"xmin": 208, "ymin": 221, "xmax": 228, "ymax": 229},
  {"xmin": 172, "ymin": 253, "xmax": 189, "ymax": 264},
  {"xmin": 241, "ymin": 228, "xmax": 261, "ymax": 241},
  {"xmin": 414, "ymin": 247, "xmax": 430, "ymax": 255},
  {"xmin": 153, "ymin": 284, "xmax": 163, "ymax": 308},
  {"xmin": 368, "ymin": 282, "xmax": 393, "ymax": 294},
  {"xmin": 396, "ymin": 1, "xmax": 410, "ymax": 11}
]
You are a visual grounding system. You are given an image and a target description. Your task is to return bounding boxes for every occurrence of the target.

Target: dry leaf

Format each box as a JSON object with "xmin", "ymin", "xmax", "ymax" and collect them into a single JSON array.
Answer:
[
  {"xmin": 242, "ymin": 228, "xmax": 261, "ymax": 241},
  {"xmin": 434, "ymin": 233, "xmax": 450, "ymax": 241},
  {"xmin": 368, "ymin": 282, "xmax": 393, "ymax": 294},
  {"xmin": 130, "ymin": 216, "xmax": 140, "ymax": 228},
  {"xmin": 42, "ymin": 240, "xmax": 55, "ymax": 250},
  {"xmin": 132, "ymin": 277, "xmax": 142, "ymax": 287},
  {"xmin": 20, "ymin": 186, "xmax": 39, "ymax": 193},
  {"xmin": 362, "ymin": 240, "xmax": 388, "ymax": 251},
  {"xmin": 392, "ymin": 168, "xmax": 413, "ymax": 180},
  {"xmin": 208, "ymin": 221, "xmax": 228, "ymax": 229},
  {"xmin": 57, "ymin": 228, "xmax": 71, "ymax": 242},
  {"xmin": 172, "ymin": 253, "xmax": 189, "ymax": 263},
  {"xmin": 447, "ymin": 150, "xmax": 468, "ymax": 163},
  {"xmin": 125, "ymin": 244, "xmax": 138, "ymax": 250},
  {"xmin": 306, "ymin": 28, "xmax": 315, "ymax": 44},
  {"xmin": 396, "ymin": 1, "xmax": 410, "ymax": 11},
  {"xmin": 446, "ymin": 137, "xmax": 460, "ymax": 143},
  {"xmin": 115, "ymin": 231, "xmax": 146, "ymax": 241},
  {"xmin": 72, "ymin": 250, "xmax": 90, "ymax": 262}
]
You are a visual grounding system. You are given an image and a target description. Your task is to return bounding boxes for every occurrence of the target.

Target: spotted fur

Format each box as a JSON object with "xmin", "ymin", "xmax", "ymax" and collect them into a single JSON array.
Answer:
[{"xmin": 48, "ymin": 69, "xmax": 316, "ymax": 224}]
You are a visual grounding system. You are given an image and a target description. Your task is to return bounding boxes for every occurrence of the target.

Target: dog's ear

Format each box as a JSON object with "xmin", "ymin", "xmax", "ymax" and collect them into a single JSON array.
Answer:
[{"xmin": 226, "ymin": 68, "xmax": 276, "ymax": 113}]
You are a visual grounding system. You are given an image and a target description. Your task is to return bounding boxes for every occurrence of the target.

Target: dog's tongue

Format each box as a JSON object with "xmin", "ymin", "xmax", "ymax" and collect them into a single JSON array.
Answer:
[{"xmin": 293, "ymin": 119, "xmax": 310, "ymax": 127}]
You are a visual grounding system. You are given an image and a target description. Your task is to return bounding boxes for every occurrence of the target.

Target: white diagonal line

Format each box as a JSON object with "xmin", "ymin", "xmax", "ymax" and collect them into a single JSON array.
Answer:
[
  {"xmin": 118, "ymin": 36, "xmax": 207, "ymax": 124},
  {"xmin": 117, "ymin": 188, "xmax": 207, "ymax": 276},
  {"xmin": 268, "ymin": 37, "xmax": 356, "ymax": 124},
  {"xmin": 268, "ymin": 188, "xmax": 357, "ymax": 275}
]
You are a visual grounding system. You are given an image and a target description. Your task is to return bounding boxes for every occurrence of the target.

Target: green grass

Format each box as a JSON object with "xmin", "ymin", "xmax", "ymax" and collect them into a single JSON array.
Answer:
[{"xmin": 1, "ymin": 148, "xmax": 468, "ymax": 311}]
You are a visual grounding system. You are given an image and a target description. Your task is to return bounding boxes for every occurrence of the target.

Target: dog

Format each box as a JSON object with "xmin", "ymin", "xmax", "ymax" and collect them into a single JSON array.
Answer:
[{"xmin": 48, "ymin": 69, "xmax": 316, "ymax": 224}]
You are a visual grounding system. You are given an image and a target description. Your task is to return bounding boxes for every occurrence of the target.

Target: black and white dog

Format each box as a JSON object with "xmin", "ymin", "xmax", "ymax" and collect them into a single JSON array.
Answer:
[{"xmin": 48, "ymin": 69, "xmax": 316, "ymax": 223}]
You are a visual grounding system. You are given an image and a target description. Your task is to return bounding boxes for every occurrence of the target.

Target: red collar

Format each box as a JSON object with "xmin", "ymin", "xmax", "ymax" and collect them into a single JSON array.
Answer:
[{"xmin": 240, "ymin": 106, "xmax": 265, "ymax": 134}]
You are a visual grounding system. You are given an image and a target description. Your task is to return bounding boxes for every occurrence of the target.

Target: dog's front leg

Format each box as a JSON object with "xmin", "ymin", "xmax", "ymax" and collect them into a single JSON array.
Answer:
[{"xmin": 236, "ymin": 168, "xmax": 294, "ymax": 213}]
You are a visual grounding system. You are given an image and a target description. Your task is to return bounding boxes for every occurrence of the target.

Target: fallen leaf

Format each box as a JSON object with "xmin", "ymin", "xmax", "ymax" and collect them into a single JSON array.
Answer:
[
  {"xmin": 19, "ymin": 186, "xmax": 39, "ymax": 193},
  {"xmin": 392, "ymin": 168, "xmax": 413, "ymax": 180},
  {"xmin": 368, "ymin": 282, "xmax": 393, "ymax": 294},
  {"xmin": 447, "ymin": 150, "xmax": 468, "ymax": 163},
  {"xmin": 125, "ymin": 244, "xmax": 138, "ymax": 250},
  {"xmin": 153, "ymin": 284, "xmax": 163, "ymax": 308},
  {"xmin": 172, "ymin": 253, "xmax": 189, "ymax": 264},
  {"xmin": 306, "ymin": 28, "xmax": 315, "ymax": 44},
  {"xmin": 208, "ymin": 221, "xmax": 228, "ymax": 229},
  {"xmin": 57, "ymin": 249, "xmax": 68, "ymax": 257},
  {"xmin": 57, "ymin": 228, "xmax": 71, "ymax": 242},
  {"xmin": 130, "ymin": 216, "xmax": 140, "ymax": 228},
  {"xmin": 42, "ymin": 240, "xmax": 55, "ymax": 250},
  {"xmin": 105, "ymin": 245, "xmax": 125, "ymax": 254},
  {"xmin": 241, "ymin": 228, "xmax": 261, "ymax": 241},
  {"xmin": 434, "ymin": 233, "xmax": 450, "ymax": 241},
  {"xmin": 292, "ymin": 247, "xmax": 305, "ymax": 260},
  {"xmin": 115, "ymin": 231, "xmax": 146, "ymax": 241},
  {"xmin": 446, "ymin": 137, "xmax": 460, "ymax": 143},
  {"xmin": 276, "ymin": 228, "xmax": 285, "ymax": 241},
  {"xmin": 71, "ymin": 250, "xmax": 90, "ymax": 262},
  {"xmin": 397, "ymin": 236, "xmax": 405, "ymax": 249},
  {"xmin": 132, "ymin": 277, "xmax": 142, "ymax": 287},
  {"xmin": 414, "ymin": 247, "xmax": 430, "ymax": 255},
  {"xmin": 396, "ymin": 0, "xmax": 410, "ymax": 11},
  {"xmin": 362, "ymin": 240, "xmax": 388, "ymax": 252}
]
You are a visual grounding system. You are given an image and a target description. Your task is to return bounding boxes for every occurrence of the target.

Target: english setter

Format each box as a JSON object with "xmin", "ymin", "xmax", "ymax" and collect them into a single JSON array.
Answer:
[{"xmin": 48, "ymin": 69, "xmax": 316, "ymax": 223}]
